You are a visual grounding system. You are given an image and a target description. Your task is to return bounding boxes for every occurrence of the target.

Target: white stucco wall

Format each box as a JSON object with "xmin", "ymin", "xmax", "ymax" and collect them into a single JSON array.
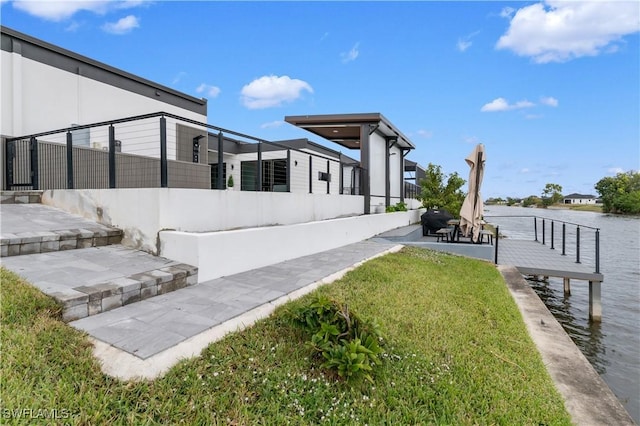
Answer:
[
  {"xmin": 41, "ymin": 188, "xmax": 365, "ymax": 254},
  {"xmin": 566, "ymin": 198, "xmax": 598, "ymax": 205},
  {"xmin": 1, "ymin": 50, "xmax": 206, "ymax": 161},
  {"xmin": 160, "ymin": 208, "xmax": 424, "ymax": 282}
]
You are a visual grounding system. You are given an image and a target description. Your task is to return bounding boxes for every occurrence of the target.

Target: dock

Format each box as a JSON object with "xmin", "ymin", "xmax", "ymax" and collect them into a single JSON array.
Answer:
[
  {"xmin": 376, "ymin": 219, "xmax": 604, "ymax": 321},
  {"xmin": 497, "ymin": 239, "xmax": 604, "ymax": 320}
]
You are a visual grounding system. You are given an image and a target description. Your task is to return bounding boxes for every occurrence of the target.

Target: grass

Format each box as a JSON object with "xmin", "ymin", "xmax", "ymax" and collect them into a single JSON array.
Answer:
[
  {"xmin": 547, "ymin": 203, "xmax": 603, "ymax": 213},
  {"xmin": 567, "ymin": 204, "xmax": 603, "ymax": 213},
  {"xmin": 1, "ymin": 248, "xmax": 572, "ymax": 425}
]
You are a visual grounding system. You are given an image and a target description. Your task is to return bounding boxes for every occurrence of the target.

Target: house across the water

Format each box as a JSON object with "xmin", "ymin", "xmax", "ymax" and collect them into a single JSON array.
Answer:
[{"xmin": 563, "ymin": 193, "xmax": 601, "ymax": 205}]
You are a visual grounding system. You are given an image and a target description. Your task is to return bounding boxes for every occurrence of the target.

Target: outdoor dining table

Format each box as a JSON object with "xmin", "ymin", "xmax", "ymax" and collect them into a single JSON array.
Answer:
[
  {"xmin": 446, "ymin": 219, "xmax": 487, "ymax": 243},
  {"xmin": 447, "ymin": 219, "xmax": 461, "ymax": 242}
]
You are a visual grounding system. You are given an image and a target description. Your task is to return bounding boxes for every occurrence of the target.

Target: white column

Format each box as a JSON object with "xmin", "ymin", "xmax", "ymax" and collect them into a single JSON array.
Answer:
[{"xmin": 589, "ymin": 280, "xmax": 602, "ymax": 321}]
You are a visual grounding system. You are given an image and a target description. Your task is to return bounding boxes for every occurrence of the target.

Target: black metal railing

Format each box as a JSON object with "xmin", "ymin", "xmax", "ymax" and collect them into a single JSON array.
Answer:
[
  {"xmin": 485, "ymin": 215, "xmax": 601, "ymax": 273},
  {"xmin": 4, "ymin": 111, "xmax": 424, "ymax": 197},
  {"xmin": 404, "ymin": 181, "xmax": 420, "ymax": 200},
  {"xmin": 3, "ymin": 112, "xmax": 354, "ymax": 194}
]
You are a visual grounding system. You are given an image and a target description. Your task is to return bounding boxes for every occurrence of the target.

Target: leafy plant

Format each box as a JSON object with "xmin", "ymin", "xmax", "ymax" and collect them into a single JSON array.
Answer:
[
  {"xmin": 386, "ymin": 201, "xmax": 408, "ymax": 212},
  {"xmin": 289, "ymin": 295, "xmax": 384, "ymax": 383},
  {"xmin": 227, "ymin": 174, "xmax": 234, "ymax": 188}
]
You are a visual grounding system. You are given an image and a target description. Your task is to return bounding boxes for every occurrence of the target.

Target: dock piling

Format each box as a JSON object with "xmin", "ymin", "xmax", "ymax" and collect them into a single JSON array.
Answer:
[{"xmin": 589, "ymin": 281, "xmax": 602, "ymax": 321}]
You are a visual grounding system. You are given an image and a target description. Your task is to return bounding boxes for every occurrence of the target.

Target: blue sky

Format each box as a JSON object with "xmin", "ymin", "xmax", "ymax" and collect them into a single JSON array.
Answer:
[{"xmin": 2, "ymin": 0, "xmax": 639, "ymax": 199}]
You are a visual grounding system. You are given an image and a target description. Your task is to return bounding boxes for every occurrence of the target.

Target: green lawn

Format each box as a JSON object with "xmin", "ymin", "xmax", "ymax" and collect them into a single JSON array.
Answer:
[
  {"xmin": 567, "ymin": 204, "xmax": 603, "ymax": 213},
  {"xmin": 0, "ymin": 247, "xmax": 572, "ymax": 425}
]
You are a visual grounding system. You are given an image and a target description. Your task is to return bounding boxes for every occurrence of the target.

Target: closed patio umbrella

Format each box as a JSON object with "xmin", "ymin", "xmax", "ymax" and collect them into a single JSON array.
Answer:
[{"xmin": 459, "ymin": 144, "xmax": 486, "ymax": 242}]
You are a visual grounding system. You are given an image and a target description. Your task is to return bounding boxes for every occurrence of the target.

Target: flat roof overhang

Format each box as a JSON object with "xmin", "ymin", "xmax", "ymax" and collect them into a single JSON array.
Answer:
[{"xmin": 284, "ymin": 113, "xmax": 415, "ymax": 151}]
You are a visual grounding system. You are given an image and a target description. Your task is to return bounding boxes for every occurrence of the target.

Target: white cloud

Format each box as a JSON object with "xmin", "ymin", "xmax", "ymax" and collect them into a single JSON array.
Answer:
[
  {"xmin": 496, "ymin": 1, "xmax": 640, "ymax": 63},
  {"xmin": 540, "ymin": 96, "xmax": 558, "ymax": 107},
  {"xmin": 11, "ymin": 0, "xmax": 148, "ymax": 22},
  {"xmin": 464, "ymin": 136, "xmax": 480, "ymax": 144},
  {"xmin": 260, "ymin": 121, "xmax": 284, "ymax": 129},
  {"xmin": 457, "ymin": 40, "xmax": 472, "ymax": 52},
  {"xmin": 416, "ymin": 129, "xmax": 433, "ymax": 139},
  {"xmin": 608, "ymin": 167, "xmax": 625, "ymax": 175},
  {"xmin": 102, "ymin": 15, "xmax": 139, "ymax": 34},
  {"xmin": 525, "ymin": 114, "xmax": 543, "ymax": 120},
  {"xmin": 196, "ymin": 83, "xmax": 221, "ymax": 98},
  {"xmin": 521, "ymin": 168, "xmax": 530, "ymax": 173},
  {"xmin": 13, "ymin": 0, "xmax": 108, "ymax": 21},
  {"xmin": 457, "ymin": 31, "xmax": 480, "ymax": 52},
  {"xmin": 64, "ymin": 21, "xmax": 81, "ymax": 32},
  {"xmin": 481, "ymin": 97, "xmax": 535, "ymax": 112},
  {"xmin": 341, "ymin": 42, "xmax": 360, "ymax": 63},
  {"xmin": 481, "ymin": 98, "xmax": 509, "ymax": 112},
  {"xmin": 500, "ymin": 7, "xmax": 515, "ymax": 18},
  {"xmin": 172, "ymin": 71, "xmax": 187, "ymax": 85},
  {"xmin": 241, "ymin": 75, "xmax": 313, "ymax": 109}
]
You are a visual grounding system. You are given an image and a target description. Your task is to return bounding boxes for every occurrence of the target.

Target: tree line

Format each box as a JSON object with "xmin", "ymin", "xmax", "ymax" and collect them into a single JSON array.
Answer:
[{"xmin": 595, "ymin": 171, "xmax": 640, "ymax": 214}]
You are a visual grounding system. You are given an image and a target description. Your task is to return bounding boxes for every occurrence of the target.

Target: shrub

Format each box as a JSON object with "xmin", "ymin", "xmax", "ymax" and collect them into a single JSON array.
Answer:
[
  {"xmin": 289, "ymin": 295, "xmax": 383, "ymax": 383},
  {"xmin": 386, "ymin": 202, "xmax": 408, "ymax": 212}
]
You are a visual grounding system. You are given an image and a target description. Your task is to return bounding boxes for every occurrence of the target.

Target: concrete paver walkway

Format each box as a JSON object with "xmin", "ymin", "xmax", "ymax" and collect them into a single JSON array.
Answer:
[
  {"xmin": 0, "ymin": 198, "xmax": 401, "ymax": 378},
  {"xmin": 72, "ymin": 240, "xmax": 401, "ymax": 379}
]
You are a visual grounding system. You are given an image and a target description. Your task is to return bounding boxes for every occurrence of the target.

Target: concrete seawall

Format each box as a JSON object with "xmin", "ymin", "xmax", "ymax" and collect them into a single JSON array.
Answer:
[{"xmin": 499, "ymin": 265, "xmax": 635, "ymax": 425}]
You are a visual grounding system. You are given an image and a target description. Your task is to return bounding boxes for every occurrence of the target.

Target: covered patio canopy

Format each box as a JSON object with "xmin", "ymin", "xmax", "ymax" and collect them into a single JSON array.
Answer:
[
  {"xmin": 284, "ymin": 113, "xmax": 414, "ymax": 150},
  {"xmin": 404, "ymin": 159, "xmax": 426, "ymax": 183},
  {"xmin": 285, "ymin": 113, "xmax": 416, "ymax": 214}
]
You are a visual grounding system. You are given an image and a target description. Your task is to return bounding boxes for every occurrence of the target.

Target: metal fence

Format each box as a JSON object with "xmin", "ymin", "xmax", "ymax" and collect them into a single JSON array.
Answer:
[
  {"xmin": 404, "ymin": 181, "xmax": 420, "ymax": 200},
  {"xmin": 485, "ymin": 215, "xmax": 601, "ymax": 274},
  {"xmin": 2, "ymin": 111, "xmax": 415, "ymax": 199}
]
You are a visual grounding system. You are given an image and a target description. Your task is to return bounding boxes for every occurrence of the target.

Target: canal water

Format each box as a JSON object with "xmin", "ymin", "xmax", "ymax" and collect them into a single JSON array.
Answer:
[{"xmin": 485, "ymin": 206, "xmax": 640, "ymax": 423}]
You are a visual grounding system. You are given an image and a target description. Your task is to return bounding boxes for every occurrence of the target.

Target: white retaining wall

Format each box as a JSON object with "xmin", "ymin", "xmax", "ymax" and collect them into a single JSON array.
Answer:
[
  {"xmin": 160, "ymin": 208, "xmax": 424, "ymax": 283},
  {"xmin": 41, "ymin": 188, "xmax": 365, "ymax": 254}
]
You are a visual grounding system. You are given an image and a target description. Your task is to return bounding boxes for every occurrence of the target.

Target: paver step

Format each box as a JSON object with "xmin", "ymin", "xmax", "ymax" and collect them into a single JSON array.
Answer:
[
  {"xmin": 0, "ymin": 190, "xmax": 43, "ymax": 204},
  {"xmin": 0, "ymin": 203, "xmax": 123, "ymax": 257},
  {"xmin": 1, "ymin": 245, "xmax": 198, "ymax": 322},
  {"xmin": 1, "ymin": 227, "xmax": 123, "ymax": 257}
]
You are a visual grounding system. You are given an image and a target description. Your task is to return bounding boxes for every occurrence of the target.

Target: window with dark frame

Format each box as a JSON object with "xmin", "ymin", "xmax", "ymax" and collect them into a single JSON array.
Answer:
[{"xmin": 210, "ymin": 162, "xmax": 227, "ymax": 189}]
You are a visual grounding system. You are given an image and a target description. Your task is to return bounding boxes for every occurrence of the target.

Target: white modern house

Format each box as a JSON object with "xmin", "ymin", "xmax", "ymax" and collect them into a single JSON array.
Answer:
[
  {"xmin": 1, "ymin": 26, "xmax": 423, "ymax": 209},
  {"xmin": 1, "ymin": 26, "xmax": 426, "ymax": 281},
  {"xmin": 1, "ymin": 26, "xmax": 208, "ymax": 160},
  {"xmin": 563, "ymin": 193, "xmax": 600, "ymax": 205}
]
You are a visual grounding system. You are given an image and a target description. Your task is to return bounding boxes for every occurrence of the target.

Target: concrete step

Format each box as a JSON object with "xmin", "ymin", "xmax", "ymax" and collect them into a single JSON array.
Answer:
[
  {"xmin": 0, "ymin": 203, "xmax": 123, "ymax": 257},
  {"xmin": 1, "ymin": 245, "xmax": 198, "ymax": 322}
]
